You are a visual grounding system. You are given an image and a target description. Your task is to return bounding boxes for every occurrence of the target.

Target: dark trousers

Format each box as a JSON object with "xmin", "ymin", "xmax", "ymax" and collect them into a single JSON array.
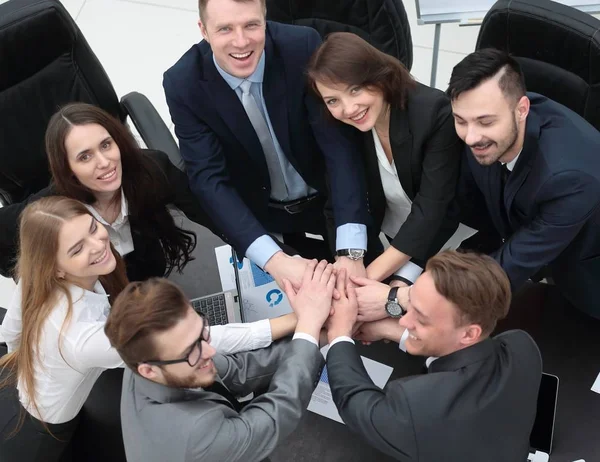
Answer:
[{"xmin": 0, "ymin": 384, "xmax": 79, "ymax": 462}]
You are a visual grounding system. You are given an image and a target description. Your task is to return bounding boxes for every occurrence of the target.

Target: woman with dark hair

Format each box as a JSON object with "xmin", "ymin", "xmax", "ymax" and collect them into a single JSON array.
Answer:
[
  {"xmin": 0, "ymin": 102, "xmax": 220, "ymax": 281},
  {"xmin": 307, "ymin": 32, "xmax": 475, "ymax": 286}
]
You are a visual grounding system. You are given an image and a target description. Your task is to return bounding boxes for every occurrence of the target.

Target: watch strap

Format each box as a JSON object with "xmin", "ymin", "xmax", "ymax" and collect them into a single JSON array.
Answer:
[{"xmin": 388, "ymin": 286, "xmax": 399, "ymax": 302}]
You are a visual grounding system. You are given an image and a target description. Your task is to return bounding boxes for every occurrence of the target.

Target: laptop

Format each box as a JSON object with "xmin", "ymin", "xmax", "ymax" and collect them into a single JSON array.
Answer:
[
  {"xmin": 190, "ymin": 248, "xmax": 246, "ymax": 326},
  {"xmin": 528, "ymin": 373, "xmax": 560, "ymax": 462}
]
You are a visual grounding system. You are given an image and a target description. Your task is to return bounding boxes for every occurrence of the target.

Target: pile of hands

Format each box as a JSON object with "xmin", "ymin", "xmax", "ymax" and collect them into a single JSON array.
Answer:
[{"xmin": 280, "ymin": 259, "xmax": 406, "ymax": 346}]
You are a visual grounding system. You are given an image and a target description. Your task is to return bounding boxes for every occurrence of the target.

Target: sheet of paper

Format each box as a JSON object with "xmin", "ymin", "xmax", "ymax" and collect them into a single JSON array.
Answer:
[
  {"xmin": 308, "ymin": 345, "xmax": 394, "ymax": 424},
  {"xmin": 591, "ymin": 372, "xmax": 600, "ymax": 394},
  {"xmin": 214, "ymin": 244, "xmax": 293, "ymax": 322}
]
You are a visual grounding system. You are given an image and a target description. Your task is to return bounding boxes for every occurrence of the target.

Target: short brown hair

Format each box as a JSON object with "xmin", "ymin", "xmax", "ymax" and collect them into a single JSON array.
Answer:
[
  {"xmin": 425, "ymin": 250, "xmax": 511, "ymax": 336},
  {"xmin": 198, "ymin": 0, "xmax": 266, "ymax": 23},
  {"xmin": 104, "ymin": 278, "xmax": 189, "ymax": 371},
  {"xmin": 307, "ymin": 32, "xmax": 416, "ymax": 110}
]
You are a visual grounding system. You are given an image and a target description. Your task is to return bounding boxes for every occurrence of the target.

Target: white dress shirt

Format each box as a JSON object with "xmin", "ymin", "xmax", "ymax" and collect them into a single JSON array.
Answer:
[
  {"xmin": 1, "ymin": 282, "xmax": 274, "ymax": 424},
  {"xmin": 372, "ymin": 130, "xmax": 477, "ymax": 283},
  {"xmin": 85, "ymin": 189, "xmax": 134, "ymax": 256}
]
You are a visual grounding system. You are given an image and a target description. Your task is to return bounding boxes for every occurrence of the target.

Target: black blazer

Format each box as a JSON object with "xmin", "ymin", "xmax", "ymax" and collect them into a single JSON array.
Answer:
[
  {"xmin": 163, "ymin": 21, "xmax": 369, "ymax": 256},
  {"xmin": 327, "ymin": 330, "xmax": 542, "ymax": 461},
  {"xmin": 0, "ymin": 150, "xmax": 216, "ymax": 281},
  {"xmin": 365, "ymin": 83, "xmax": 462, "ymax": 261},
  {"xmin": 459, "ymin": 93, "xmax": 600, "ymax": 317}
]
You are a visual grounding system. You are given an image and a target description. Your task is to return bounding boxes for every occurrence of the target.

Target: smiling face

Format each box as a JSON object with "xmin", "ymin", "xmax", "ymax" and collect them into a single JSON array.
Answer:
[
  {"xmin": 451, "ymin": 78, "xmax": 529, "ymax": 166},
  {"xmin": 55, "ymin": 214, "xmax": 117, "ymax": 290},
  {"xmin": 398, "ymin": 272, "xmax": 480, "ymax": 358},
  {"xmin": 145, "ymin": 307, "xmax": 218, "ymax": 389},
  {"xmin": 199, "ymin": 0, "xmax": 266, "ymax": 79},
  {"xmin": 315, "ymin": 81, "xmax": 387, "ymax": 132},
  {"xmin": 64, "ymin": 123, "xmax": 122, "ymax": 200}
]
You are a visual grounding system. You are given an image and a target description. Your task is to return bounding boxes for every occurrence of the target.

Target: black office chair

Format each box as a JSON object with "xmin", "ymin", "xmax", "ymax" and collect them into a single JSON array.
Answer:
[
  {"xmin": 477, "ymin": 0, "xmax": 600, "ymax": 131},
  {"xmin": 266, "ymin": 0, "xmax": 413, "ymax": 70},
  {"xmin": 0, "ymin": 0, "xmax": 182, "ymax": 209},
  {"xmin": 0, "ymin": 0, "xmax": 176, "ymax": 459}
]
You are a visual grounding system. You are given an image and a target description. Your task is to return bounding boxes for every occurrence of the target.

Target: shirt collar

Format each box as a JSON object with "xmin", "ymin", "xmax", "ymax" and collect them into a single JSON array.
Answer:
[
  {"xmin": 502, "ymin": 148, "xmax": 523, "ymax": 172},
  {"xmin": 86, "ymin": 189, "xmax": 128, "ymax": 227},
  {"xmin": 212, "ymin": 51, "xmax": 266, "ymax": 91}
]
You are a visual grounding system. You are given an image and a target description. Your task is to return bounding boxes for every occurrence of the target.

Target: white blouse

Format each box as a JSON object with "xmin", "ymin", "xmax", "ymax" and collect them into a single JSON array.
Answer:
[
  {"xmin": 1, "ymin": 281, "xmax": 272, "ymax": 424},
  {"xmin": 372, "ymin": 130, "xmax": 477, "ymax": 282},
  {"xmin": 85, "ymin": 190, "xmax": 134, "ymax": 257}
]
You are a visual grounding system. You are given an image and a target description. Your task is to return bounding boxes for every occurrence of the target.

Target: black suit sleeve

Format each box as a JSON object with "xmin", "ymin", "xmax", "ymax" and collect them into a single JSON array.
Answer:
[
  {"xmin": 0, "ymin": 186, "xmax": 56, "ymax": 278},
  {"xmin": 304, "ymin": 28, "xmax": 370, "ymax": 229},
  {"xmin": 493, "ymin": 170, "xmax": 600, "ymax": 289},
  {"xmin": 327, "ymin": 342, "xmax": 418, "ymax": 461},
  {"xmin": 163, "ymin": 75, "xmax": 270, "ymax": 256},
  {"xmin": 391, "ymin": 98, "xmax": 461, "ymax": 260}
]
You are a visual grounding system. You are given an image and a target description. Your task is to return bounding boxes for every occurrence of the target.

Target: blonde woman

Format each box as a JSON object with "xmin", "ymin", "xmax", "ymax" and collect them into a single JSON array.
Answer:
[{"xmin": 0, "ymin": 197, "xmax": 296, "ymax": 461}]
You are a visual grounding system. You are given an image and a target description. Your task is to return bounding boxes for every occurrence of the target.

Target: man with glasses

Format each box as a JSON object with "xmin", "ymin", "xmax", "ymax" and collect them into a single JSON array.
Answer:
[{"xmin": 104, "ymin": 260, "xmax": 336, "ymax": 462}]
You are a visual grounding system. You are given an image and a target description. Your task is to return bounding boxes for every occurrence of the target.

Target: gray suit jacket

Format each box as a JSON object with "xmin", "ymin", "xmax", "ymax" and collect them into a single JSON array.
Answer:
[{"xmin": 120, "ymin": 337, "xmax": 324, "ymax": 462}]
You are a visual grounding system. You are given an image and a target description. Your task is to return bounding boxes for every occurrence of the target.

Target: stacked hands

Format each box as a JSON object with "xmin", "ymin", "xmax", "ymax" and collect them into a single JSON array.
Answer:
[{"xmin": 281, "ymin": 259, "xmax": 408, "ymax": 345}]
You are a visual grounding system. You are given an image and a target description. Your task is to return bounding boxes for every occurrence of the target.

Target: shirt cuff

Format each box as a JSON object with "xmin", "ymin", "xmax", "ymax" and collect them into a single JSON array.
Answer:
[
  {"xmin": 249, "ymin": 319, "xmax": 272, "ymax": 349},
  {"xmin": 399, "ymin": 328, "xmax": 409, "ymax": 352},
  {"xmin": 293, "ymin": 332, "xmax": 319, "ymax": 346},
  {"xmin": 329, "ymin": 336, "xmax": 355, "ymax": 347},
  {"xmin": 245, "ymin": 235, "xmax": 282, "ymax": 269},
  {"xmin": 394, "ymin": 261, "xmax": 423, "ymax": 284},
  {"xmin": 336, "ymin": 223, "xmax": 367, "ymax": 251}
]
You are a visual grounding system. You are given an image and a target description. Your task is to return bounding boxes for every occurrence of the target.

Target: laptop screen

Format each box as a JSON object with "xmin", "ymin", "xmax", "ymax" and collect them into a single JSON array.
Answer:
[{"xmin": 530, "ymin": 373, "xmax": 559, "ymax": 454}]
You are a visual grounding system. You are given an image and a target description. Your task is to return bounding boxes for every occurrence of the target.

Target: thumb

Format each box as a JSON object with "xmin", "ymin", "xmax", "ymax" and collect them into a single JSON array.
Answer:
[
  {"xmin": 350, "ymin": 276, "xmax": 376, "ymax": 287},
  {"xmin": 282, "ymin": 278, "xmax": 296, "ymax": 302}
]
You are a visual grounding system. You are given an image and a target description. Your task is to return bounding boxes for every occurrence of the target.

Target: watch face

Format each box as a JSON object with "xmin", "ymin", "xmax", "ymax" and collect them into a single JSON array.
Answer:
[
  {"xmin": 349, "ymin": 249, "xmax": 365, "ymax": 260},
  {"xmin": 385, "ymin": 301, "xmax": 404, "ymax": 318}
]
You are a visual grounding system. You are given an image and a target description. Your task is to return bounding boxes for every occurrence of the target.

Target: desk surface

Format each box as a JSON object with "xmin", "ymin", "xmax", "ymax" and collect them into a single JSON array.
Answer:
[{"xmin": 186, "ymin": 223, "xmax": 600, "ymax": 462}]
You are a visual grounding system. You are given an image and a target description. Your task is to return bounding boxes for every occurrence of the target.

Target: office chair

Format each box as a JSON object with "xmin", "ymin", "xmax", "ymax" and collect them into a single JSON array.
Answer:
[
  {"xmin": 0, "ymin": 0, "xmax": 181, "ymax": 209},
  {"xmin": 266, "ymin": 0, "xmax": 413, "ymax": 70},
  {"xmin": 0, "ymin": 0, "xmax": 176, "ymax": 460},
  {"xmin": 477, "ymin": 0, "xmax": 600, "ymax": 131}
]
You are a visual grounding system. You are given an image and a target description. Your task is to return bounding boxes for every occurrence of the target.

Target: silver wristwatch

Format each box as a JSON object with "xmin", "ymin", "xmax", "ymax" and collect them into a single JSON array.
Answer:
[{"xmin": 336, "ymin": 249, "xmax": 366, "ymax": 261}]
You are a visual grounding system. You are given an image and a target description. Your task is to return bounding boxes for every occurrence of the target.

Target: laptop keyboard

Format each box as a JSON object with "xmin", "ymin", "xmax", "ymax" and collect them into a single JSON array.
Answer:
[{"xmin": 191, "ymin": 294, "xmax": 229, "ymax": 326}]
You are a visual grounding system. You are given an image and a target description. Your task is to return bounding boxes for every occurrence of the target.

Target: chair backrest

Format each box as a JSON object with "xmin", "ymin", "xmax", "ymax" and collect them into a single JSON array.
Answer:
[
  {"xmin": 266, "ymin": 0, "xmax": 413, "ymax": 70},
  {"xmin": 476, "ymin": 0, "xmax": 600, "ymax": 131},
  {"xmin": 0, "ymin": 0, "xmax": 122, "ymax": 204}
]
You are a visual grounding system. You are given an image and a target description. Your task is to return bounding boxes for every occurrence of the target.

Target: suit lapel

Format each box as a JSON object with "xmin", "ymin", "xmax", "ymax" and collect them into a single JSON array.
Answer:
[
  {"xmin": 363, "ymin": 132, "xmax": 386, "ymax": 221},
  {"xmin": 202, "ymin": 48, "xmax": 268, "ymax": 174},
  {"xmin": 389, "ymin": 106, "xmax": 415, "ymax": 199},
  {"xmin": 263, "ymin": 33, "xmax": 295, "ymax": 168}
]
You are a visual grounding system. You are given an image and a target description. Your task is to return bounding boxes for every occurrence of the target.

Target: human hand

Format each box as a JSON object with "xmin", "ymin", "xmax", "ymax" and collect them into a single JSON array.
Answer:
[
  {"xmin": 282, "ymin": 260, "xmax": 336, "ymax": 339},
  {"xmin": 353, "ymin": 318, "xmax": 404, "ymax": 345},
  {"xmin": 326, "ymin": 269, "xmax": 359, "ymax": 343},
  {"xmin": 333, "ymin": 256, "xmax": 367, "ymax": 286},
  {"xmin": 350, "ymin": 276, "xmax": 391, "ymax": 322},
  {"xmin": 265, "ymin": 251, "xmax": 311, "ymax": 291}
]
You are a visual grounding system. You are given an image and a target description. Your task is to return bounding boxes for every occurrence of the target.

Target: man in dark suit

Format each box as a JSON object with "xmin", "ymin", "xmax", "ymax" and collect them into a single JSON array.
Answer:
[
  {"xmin": 326, "ymin": 250, "xmax": 542, "ymax": 462},
  {"xmin": 448, "ymin": 48, "xmax": 600, "ymax": 319},
  {"xmin": 163, "ymin": 0, "xmax": 370, "ymax": 289},
  {"xmin": 105, "ymin": 260, "xmax": 335, "ymax": 462}
]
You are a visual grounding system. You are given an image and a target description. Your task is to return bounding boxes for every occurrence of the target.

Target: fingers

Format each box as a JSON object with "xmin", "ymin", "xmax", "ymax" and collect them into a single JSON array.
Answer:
[
  {"xmin": 350, "ymin": 276, "xmax": 375, "ymax": 287},
  {"xmin": 321, "ymin": 261, "xmax": 334, "ymax": 284},
  {"xmin": 302, "ymin": 259, "xmax": 318, "ymax": 287},
  {"xmin": 311, "ymin": 259, "xmax": 329, "ymax": 282},
  {"xmin": 325, "ymin": 265, "xmax": 336, "ymax": 294},
  {"xmin": 282, "ymin": 278, "xmax": 296, "ymax": 303},
  {"xmin": 332, "ymin": 288, "xmax": 341, "ymax": 300},
  {"xmin": 336, "ymin": 268, "xmax": 347, "ymax": 299},
  {"xmin": 347, "ymin": 285, "xmax": 358, "ymax": 305}
]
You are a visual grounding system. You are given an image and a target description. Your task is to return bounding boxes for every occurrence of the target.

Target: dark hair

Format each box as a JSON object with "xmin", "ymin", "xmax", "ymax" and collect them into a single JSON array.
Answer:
[
  {"xmin": 198, "ymin": 0, "xmax": 266, "ymax": 23},
  {"xmin": 425, "ymin": 250, "xmax": 511, "ymax": 336},
  {"xmin": 105, "ymin": 278, "xmax": 189, "ymax": 371},
  {"xmin": 307, "ymin": 32, "xmax": 416, "ymax": 109},
  {"xmin": 446, "ymin": 48, "xmax": 526, "ymax": 104},
  {"xmin": 45, "ymin": 103, "xmax": 196, "ymax": 276}
]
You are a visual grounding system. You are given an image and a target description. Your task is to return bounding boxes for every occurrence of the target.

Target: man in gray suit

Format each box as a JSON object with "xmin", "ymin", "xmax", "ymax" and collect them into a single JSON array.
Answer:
[
  {"xmin": 104, "ymin": 260, "xmax": 336, "ymax": 462},
  {"xmin": 327, "ymin": 250, "xmax": 543, "ymax": 461}
]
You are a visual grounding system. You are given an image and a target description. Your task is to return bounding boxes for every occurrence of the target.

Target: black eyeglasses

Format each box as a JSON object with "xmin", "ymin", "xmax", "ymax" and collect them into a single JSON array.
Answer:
[{"xmin": 143, "ymin": 313, "xmax": 211, "ymax": 368}]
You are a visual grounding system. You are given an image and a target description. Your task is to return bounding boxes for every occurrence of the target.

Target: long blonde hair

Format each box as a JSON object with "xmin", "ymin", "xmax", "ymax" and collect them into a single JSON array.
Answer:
[{"xmin": 0, "ymin": 197, "xmax": 128, "ymax": 433}]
